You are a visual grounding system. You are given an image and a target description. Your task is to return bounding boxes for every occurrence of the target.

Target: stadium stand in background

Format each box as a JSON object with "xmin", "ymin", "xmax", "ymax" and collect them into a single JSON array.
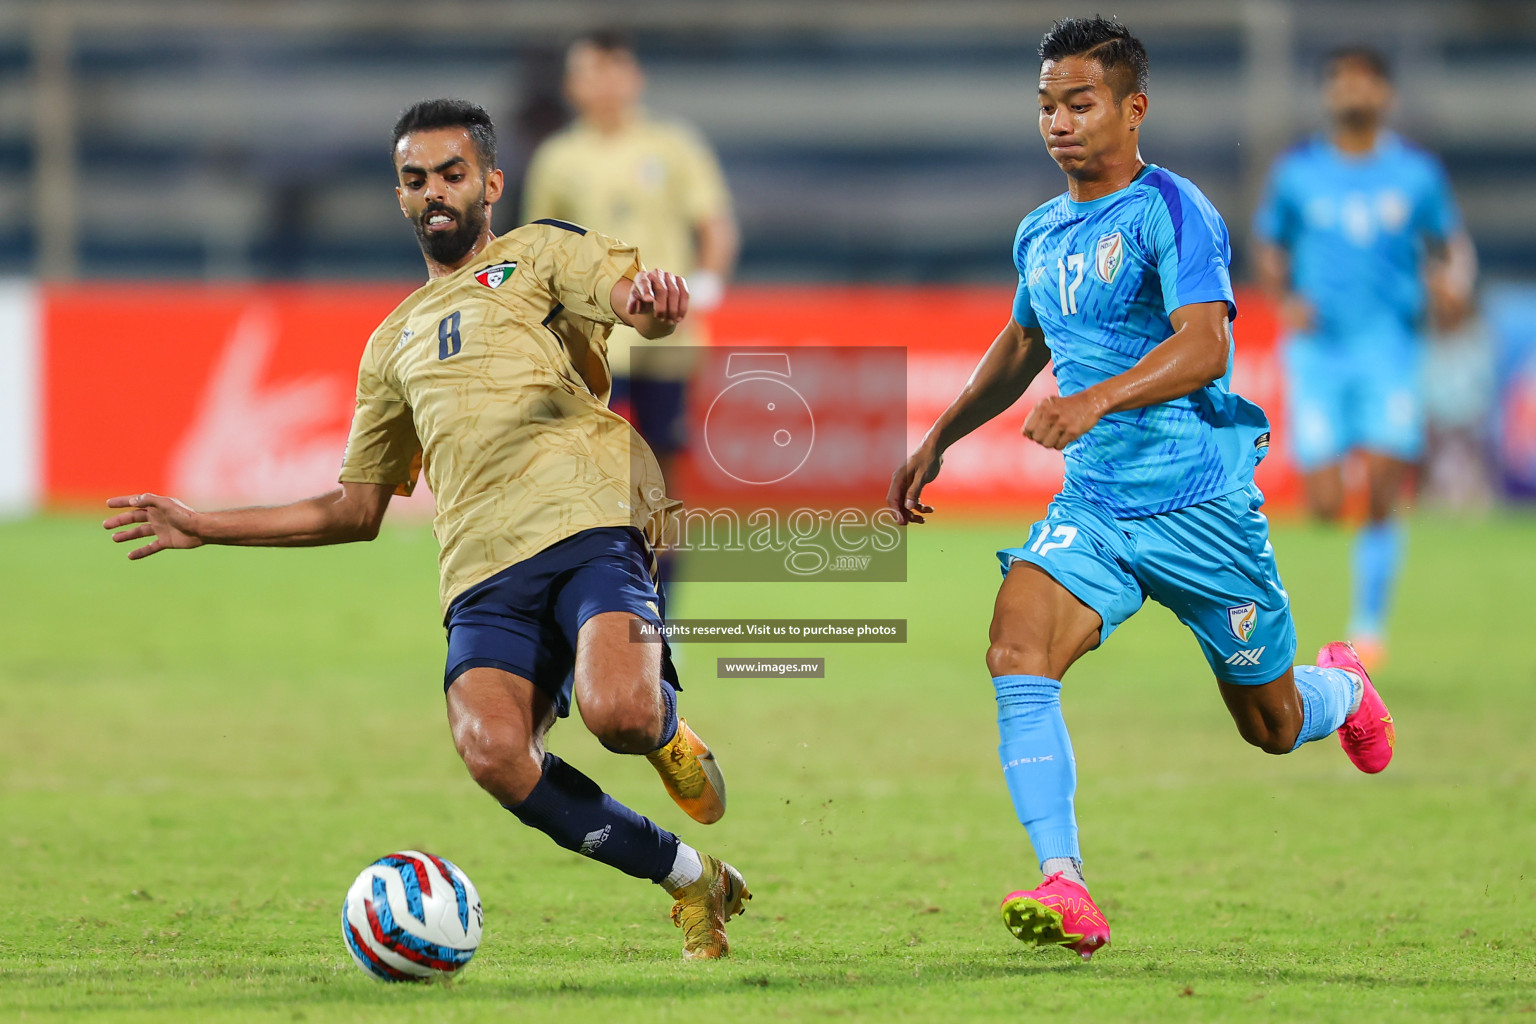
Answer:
[
  {"xmin": 1, "ymin": 0, "xmax": 1535, "ymax": 284},
  {"xmin": 2, "ymin": 0, "xmax": 1535, "ymax": 517}
]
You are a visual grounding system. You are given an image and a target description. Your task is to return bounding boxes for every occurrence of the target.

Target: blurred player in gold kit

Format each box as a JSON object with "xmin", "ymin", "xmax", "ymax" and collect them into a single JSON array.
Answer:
[
  {"xmin": 104, "ymin": 99, "xmax": 749, "ymax": 960},
  {"xmin": 525, "ymin": 29, "xmax": 738, "ymax": 581}
]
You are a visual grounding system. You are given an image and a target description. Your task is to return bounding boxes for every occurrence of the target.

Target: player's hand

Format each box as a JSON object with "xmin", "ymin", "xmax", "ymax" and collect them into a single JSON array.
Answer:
[
  {"xmin": 1023, "ymin": 392, "xmax": 1104, "ymax": 450},
  {"xmin": 627, "ymin": 269, "xmax": 690, "ymax": 324},
  {"xmin": 103, "ymin": 493, "xmax": 204, "ymax": 559},
  {"xmin": 887, "ymin": 444, "xmax": 942, "ymax": 525},
  {"xmin": 1278, "ymin": 294, "xmax": 1313, "ymax": 334},
  {"xmin": 1428, "ymin": 272, "xmax": 1472, "ymax": 333}
]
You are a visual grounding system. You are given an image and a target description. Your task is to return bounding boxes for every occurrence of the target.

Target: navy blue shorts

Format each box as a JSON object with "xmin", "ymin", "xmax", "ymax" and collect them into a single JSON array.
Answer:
[
  {"xmin": 610, "ymin": 375, "xmax": 689, "ymax": 457},
  {"xmin": 443, "ymin": 526, "xmax": 678, "ymax": 717}
]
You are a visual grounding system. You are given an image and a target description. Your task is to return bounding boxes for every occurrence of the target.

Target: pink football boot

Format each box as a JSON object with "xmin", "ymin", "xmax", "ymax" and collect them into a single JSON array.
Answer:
[
  {"xmin": 1001, "ymin": 873, "xmax": 1110, "ymax": 960},
  {"xmin": 1320, "ymin": 641, "xmax": 1395, "ymax": 773}
]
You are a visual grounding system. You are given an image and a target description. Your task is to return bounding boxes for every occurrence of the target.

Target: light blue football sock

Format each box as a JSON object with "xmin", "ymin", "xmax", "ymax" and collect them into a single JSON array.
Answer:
[
  {"xmin": 994, "ymin": 674, "xmax": 1079, "ymax": 866},
  {"xmin": 1349, "ymin": 520, "xmax": 1404, "ymax": 639},
  {"xmin": 1290, "ymin": 664, "xmax": 1357, "ymax": 750}
]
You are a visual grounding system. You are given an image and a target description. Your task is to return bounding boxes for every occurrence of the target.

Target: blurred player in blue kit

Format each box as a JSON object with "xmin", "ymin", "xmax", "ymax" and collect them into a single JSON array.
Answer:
[
  {"xmin": 1254, "ymin": 47, "xmax": 1475, "ymax": 666},
  {"xmin": 890, "ymin": 18, "xmax": 1397, "ymax": 959}
]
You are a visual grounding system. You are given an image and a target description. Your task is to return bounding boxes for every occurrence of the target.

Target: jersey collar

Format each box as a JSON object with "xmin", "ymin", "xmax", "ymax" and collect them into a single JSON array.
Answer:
[
  {"xmin": 1322, "ymin": 129, "xmax": 1399, "ymax": 164},
  {"xmin": 1065, "ymin": 164, "xmax": 1156, "ymax": 213}
]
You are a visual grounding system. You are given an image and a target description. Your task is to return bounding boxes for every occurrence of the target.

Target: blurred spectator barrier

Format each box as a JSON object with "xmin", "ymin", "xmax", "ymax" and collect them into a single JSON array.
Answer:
[
  {"xmin": 0, "ymin": 284, "xmax": 1300, "ymax": 515},
  {"xmin": 1488, "ymin": 285, "xmax": 1536, "ymax": 500}
]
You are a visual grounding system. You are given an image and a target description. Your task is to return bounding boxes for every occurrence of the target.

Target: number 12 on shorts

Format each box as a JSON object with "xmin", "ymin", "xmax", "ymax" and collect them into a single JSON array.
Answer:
[{"xmin": 1029, "ymin": 525, "xmax": 1078, "ymax": 556}]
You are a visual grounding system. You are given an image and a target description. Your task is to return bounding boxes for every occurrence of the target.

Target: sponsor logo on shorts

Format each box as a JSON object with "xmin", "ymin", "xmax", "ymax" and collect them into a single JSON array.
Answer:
[
  {"xmin": 1226, "ymin": 602, "xmax": 1258, "ymax": 643},
  {"xmin": 474, "ymin": 260, "xmax": 518, "ymax": 289},
  {"xmin": 579, "ymin": 826, "xmax": 611, "ymax": 855},
  {"xmin": 1225, "ymin": 646, "xmax": 1266, "ymax": 667}
]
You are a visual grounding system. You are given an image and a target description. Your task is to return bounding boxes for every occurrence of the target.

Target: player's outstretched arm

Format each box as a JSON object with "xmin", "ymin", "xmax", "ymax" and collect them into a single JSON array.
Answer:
[
  {"xmin": 1023, "ymin": 300, "xmax": 1230, "ymax": 450},
  {"xmin": 103, "ymin": 482, "xmax": 396, "ymax": 560},
  {"xmin": 887, "ymin": 318, "xmax": 1051, "ymax": 524},
  {"xmin": 612, "ymin": 269, "xmax": 689, "ymax": 340}
]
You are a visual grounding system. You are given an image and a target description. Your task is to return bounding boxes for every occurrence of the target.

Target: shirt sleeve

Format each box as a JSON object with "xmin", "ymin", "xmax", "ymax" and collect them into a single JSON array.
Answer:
[
  {"xmin": 1146, "ymin": 180, "xmax": 1238, "ymax": 322},
  {"xmin": 1011, "ymin": 220, "xmax": 1039, "ymax": 328},
  {"xmin": 338, "ymin": 342, "xmax": 422, "ymax": 495},
  {"xmin": 1251, "ymin": 161, "xmax": 1295, "ymax": 247},
  {"xmin": 674, "ymin": 127, "xmax": 732, "ymax": 224},
  {"xmin": 535, "ymin": 222, "xmax": 644, "ymax": 325},
  {"xmin": 1413, "ymin": 158, "xmax": 1463, "ymax": 244}
]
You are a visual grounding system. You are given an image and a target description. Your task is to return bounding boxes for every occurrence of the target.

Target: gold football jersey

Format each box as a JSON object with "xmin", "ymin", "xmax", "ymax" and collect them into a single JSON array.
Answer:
[
  {"xmin": 338, "ymin": 220, "xmax": 679, "ymax": 615},
  {"xmin": 523, "ymin": 113, "xmax": 731, "ymax": 378}
]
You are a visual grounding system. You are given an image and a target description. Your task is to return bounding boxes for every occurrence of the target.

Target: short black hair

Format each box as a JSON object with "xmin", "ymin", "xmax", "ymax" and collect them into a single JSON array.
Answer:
[
  {"xmin": 1038, "ymin": 15, "xmax": 1150, "ymax": 102},
  {"xmin": 390, "ymin": 98, "xmax": 497, "ymax": 171},
  {"xmin": 1324, "ymin": 45, "xmax": 1392, "ymax": 83},
  {"xmin": 571, "ymin": 28, "xmax": 634, "ymax": 56}
]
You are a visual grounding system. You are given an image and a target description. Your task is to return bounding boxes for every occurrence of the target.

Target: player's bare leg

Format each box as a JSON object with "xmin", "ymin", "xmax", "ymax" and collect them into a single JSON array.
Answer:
[
  {"xmin": 987, "ymin": 563, "xmax": 1112, "ymax": 959},
  {"xmin": 1219, "ymin": 651, "xmax": 1393, "ymax": 772},
  {"xmin": 1217, "ymin": 671, "xmax": 1305, "ymax": 754},
  {"xmin": 446, "ymin": 663, "xmax": 744, "ymax": 958},
  {"xmin": 1302, "ymin": 462, "xmax": 1345, "ymax": 522},
  {"xmin": 447, "ymin": 667, "xmax": 555, "ymax": 804},
  {"xmin": 572, "ymin": 611, "xmax": 670, "ymax": 753},
  {"xmin": 574, "ymin": 612, "xmax": 726, "ymax": 824},
  {"xmin": 986, "ymin": 562, "xmax": 1102, "ymax": 681},
  {"xmin": 572, "ymin": 612, "xmax": 746, "ymax": 957}
]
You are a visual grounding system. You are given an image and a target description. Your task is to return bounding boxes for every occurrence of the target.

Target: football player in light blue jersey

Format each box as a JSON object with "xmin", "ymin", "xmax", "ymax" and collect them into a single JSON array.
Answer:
[
  {"xmin": 889, "ymin": 17, "xmax": 1396, "ymax": 960},
  {"xmin": 1254, "ymin": 47, "xmax": 1475, "ymax": 666}
]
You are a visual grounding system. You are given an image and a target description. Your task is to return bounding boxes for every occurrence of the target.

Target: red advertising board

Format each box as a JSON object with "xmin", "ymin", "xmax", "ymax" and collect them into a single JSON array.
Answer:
[
  {"xmin": 39, "ymin": 284, "xmax": 1297, "ymax": 513},
  {"xmin": 699, "ymin": 285, "xmax": 1297, "ymax": 513}
]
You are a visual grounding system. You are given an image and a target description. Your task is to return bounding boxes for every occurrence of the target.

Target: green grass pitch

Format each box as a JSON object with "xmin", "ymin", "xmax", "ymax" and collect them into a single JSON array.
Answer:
[{"xmin": 3, "ymin": 512, "xmax": 1535, "ymax": 1022}]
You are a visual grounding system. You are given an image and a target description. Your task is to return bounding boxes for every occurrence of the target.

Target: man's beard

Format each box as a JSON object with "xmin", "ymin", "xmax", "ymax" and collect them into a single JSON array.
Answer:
[
  {"xmin": 413, "ymin": 191, "xmax": 487, "ymax": 266},
  {"xmin": 1335, "ymin": 105, "xmax": 1380, "ymax": 132}
]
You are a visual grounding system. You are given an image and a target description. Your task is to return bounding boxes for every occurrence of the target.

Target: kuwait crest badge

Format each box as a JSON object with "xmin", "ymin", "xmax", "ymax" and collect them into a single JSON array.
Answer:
[
  {"xmin": 1226, "ymin": 602, "xmax": 1258, "ymax": 643},
  {"xmin": 1095, "ymin": 232, "xmax": 1124, "ymax": 284},
  {"xmin": 474, "ymin": 260, "xmax": 517, "ymax": 289}
]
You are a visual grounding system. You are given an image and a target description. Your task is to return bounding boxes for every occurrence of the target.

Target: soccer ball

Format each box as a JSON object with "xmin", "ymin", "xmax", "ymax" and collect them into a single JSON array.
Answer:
[{"xmin": 341, "ymin": 851, "xmax": 482, "ymax": 982}]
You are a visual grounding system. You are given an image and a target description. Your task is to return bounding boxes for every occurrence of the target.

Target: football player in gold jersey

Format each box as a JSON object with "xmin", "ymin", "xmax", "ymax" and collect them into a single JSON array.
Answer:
[
  {"xmin": 103, "ymin": 99, "xmax": 748, "ymax": 960},
  {"xmin": 525, "ymin": 29, "xmax": 738, "ymax": 586}
]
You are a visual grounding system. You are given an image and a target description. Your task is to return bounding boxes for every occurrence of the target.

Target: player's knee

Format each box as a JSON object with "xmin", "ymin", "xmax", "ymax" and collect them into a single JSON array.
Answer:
[
  {"xmin": 986, "ymin": 637, "xmax": 1053, "ymax": 679},
  {"xmin": 1235, "ymin": 719, "xmax": 1297, "ymax": 756},
  {"xmin": 1307, "ymin": 493, "xmax": 1343, "ymax": 523},
  {"xmin": 579, "ymin": 691, "xmax": 663, "ymax": 754},
  {"xmin": 1364, "ymin": 494, "xmax": 1396, "ymax": 524},
  {"xmin": 457, "ymin": 729, "xmax": 543, "ymax": 803}
]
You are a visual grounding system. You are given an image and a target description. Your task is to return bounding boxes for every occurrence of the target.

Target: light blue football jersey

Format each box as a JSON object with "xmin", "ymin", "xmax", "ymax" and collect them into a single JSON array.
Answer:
[
  {"xmin": 1013, "ymin": 164, "xmax": 1271, "ymax": 518},
  {"xmin": 1253, "ymin": 132, "xmax": 1461, "ymax": 339}
]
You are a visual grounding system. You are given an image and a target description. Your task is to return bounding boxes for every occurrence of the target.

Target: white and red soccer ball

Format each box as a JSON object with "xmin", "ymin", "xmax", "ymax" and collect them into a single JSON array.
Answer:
[{"xmin": 341, "ymin": 851, "xmax": 482, "ymax": 981}]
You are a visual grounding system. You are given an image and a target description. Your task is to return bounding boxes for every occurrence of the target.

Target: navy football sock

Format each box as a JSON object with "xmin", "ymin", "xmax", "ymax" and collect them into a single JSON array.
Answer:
[
  {"xmin": 654, "ymin": 678, "xmax": 680, "ymax": 749},
  {"xmin": 994, "ymin": 674, "xmax": 1080, "ymax": 866},
  {"xmin": 505, "ymin": 753, "xmax": 678, "ymax": 883}
]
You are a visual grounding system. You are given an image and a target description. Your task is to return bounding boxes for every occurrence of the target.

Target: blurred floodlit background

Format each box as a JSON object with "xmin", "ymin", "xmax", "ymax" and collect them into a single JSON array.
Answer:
[{"xmin": 1, "ymin": 0, "xmax": 1535, "ymax": 513}]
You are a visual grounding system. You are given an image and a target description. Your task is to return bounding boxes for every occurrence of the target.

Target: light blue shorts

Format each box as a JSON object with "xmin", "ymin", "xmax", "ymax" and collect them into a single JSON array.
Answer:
[
  {"xmin": 998, "ymin": 483, "xmax": 1297, "ymax": 685},
  {"xmin": 1283, "ymin": 332, "xmax": 1425, "ymax": 471}
]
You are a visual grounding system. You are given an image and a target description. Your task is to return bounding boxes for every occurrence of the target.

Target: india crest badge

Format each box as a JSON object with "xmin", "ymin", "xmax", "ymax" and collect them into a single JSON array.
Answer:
[
  {"xmin": 1095, "ymin": 232, "xmax": 1124, "ymax": 284},
  {"xmin": 1226, "ymin": 602, "xmax": 1258, "ymax": 643},
  {"xmin": 474, "ymin": 261, "xmax": 518, "ymax": 289}
]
